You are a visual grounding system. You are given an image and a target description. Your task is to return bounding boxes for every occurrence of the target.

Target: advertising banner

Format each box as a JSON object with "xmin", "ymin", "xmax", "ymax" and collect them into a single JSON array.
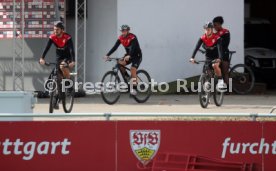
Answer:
[{"xmin": 0, "ymin": 121, "xmax": 275, "ymax": 171}]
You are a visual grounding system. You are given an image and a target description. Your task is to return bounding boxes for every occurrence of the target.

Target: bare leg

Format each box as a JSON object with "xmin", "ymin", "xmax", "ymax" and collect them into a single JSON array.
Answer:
[
  {"xmin": 118, "ymin": 59, "xmax": 127, "ymax": 75},
  {"xmin": 60, "ymin": 61, "xmax": 70, "ymax": 79},
  {"xmin": 61, "ymin": 68, "xmax": 70, "ymax": 79},
  {"xmin": 213, "ymin": 62, "xmax": 222, "ymax": 78},
  {"xmin": 130, "ymin": 67, "xmax": 138, "ymax": 86}
]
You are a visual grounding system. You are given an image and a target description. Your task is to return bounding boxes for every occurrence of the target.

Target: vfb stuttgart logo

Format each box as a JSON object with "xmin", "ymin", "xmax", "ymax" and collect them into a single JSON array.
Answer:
[{"xmin": 130, "ymin": 130, "xmax": 161, "ymax": 165}]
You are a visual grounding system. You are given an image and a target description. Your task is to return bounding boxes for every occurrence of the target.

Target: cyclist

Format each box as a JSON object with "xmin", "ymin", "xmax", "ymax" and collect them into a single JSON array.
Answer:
[
  {"xmin": 213, "ymin": 16, "xmax": 231, "ymax": 88},
  {"xmin": 39, "ymin": 21, "xmax": 75, "ymax": 109},
  {"xmin": 105, "ymin": 25, "xmax": 142, "ymax": 95},
  {"xmin": 190, "ymin": 22, "xmax": 224, "ymax": 88}
]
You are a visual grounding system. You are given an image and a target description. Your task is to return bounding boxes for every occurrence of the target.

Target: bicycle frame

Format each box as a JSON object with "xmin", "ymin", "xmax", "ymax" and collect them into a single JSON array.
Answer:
[{"xmin": 108, "ymin": 58, "xmax": 131, "ymax": 83}]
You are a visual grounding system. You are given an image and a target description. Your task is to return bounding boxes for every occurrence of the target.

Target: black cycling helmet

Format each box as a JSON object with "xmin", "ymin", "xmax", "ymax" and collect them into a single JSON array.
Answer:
[
  {"xmin": 203, "ymin": 22, "xmax": 214, "ymax": 29},
  {"xmin": 54, "ymin": 21, "xmax": 65, "ymax": 30},
  {"xmin": 120, "ymin": 24, "xmax": 130, "ymax": 31}
]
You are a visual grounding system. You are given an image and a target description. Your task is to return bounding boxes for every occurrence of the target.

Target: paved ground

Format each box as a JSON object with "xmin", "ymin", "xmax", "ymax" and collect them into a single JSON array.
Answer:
[{"xmin": 33, "ymin": 94, "xmax": 276, "ymax": 120}]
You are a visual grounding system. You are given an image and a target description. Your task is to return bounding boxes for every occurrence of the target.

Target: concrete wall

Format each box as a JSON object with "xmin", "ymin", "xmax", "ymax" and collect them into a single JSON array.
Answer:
[
  {"xmin": 86, "ymin": 0, "xmax": 118, "ymax": 83},
  {"xmin": 0, "ymin": 0, "xmax": 244, "ymax": 90},
  {"xmin": 0, "ymin": 39, "xmax": 56, "ymax": 91},
  {"xmin": 115, "ymin": 0, "xmax": 244, "ymax": 83}
]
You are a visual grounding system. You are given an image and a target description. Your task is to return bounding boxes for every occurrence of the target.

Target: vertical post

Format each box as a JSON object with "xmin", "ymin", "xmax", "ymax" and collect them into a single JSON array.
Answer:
[
  {"xmin": 12, "ymin": 0, "xmax": 16, "ymax": 90},
  {"xmin": 21, "ymin": 0, "xmax": 25, "ymax": 90},
  {"xmin": 75, "ymin": 0, "xmax": 78, "ymax": 84},
  {"xmin": 12, "ymin": 0, "xmax": 24, "ymax": 91},
  {"xmin": 83, "ymin": 0, "xmax": 86, "ymax": 83},
  {"xmin": 55, "ymin": 0, "xmax": 60, "ymax": 21}
]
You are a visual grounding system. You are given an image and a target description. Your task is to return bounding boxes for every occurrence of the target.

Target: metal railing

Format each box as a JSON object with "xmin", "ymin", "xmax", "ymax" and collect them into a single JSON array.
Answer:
[{"xmin": 0, "ymin": 112, "xmax": 275, "ymax": 121}]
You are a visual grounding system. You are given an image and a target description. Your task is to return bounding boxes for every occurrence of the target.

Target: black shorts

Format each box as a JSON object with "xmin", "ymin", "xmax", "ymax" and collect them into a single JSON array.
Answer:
[
  {"xmin": 125, "ymin": 53, "xmax": 142, "ymax": 69},
  {"xmin": 57, "ymin": 58, "xmax": 71, "ymax": 68},
  {"xmin": 205, "ymin": 57, "xmax": 222, "ymax": 70}
]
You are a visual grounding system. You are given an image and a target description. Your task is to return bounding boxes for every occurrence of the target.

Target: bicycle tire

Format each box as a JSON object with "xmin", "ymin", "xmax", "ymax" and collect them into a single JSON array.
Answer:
[
  {"xmin": 62, "ymin": 82, "xmax": 75, "ymax": 113},
  {"xmin": 213, "ymin": 78, "xmax": 224, "ymax": 107},
  {"xmin": 229, "ymin": 64, "xmax": 255, "ymax": 95},
  {"xmin": 49, "ymin": 91, "xmax": 54, "ymax": 113},
  {"xmin": 133, "ymin": 70, "xmax": 152, "ymax": 103},
  {"xmin": 101, "ymin": 71, "xmax": 121, "ymax": 105},
  {"xmin": 47, "ymin": 76, "xmax": 57, "ymax": 113},
  {"xmin": 198, "ymin": 73, "xmax": 210, "ymax": 108}
]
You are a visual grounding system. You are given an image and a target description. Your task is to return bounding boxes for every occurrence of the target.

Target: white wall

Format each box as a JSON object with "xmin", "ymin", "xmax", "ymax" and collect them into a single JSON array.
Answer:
[
  {"xmin": 87, "ymin": 0, "xmax": 244, "ymax": 83},
  {"xmin": 117, "ymin": 0, "xmax": 244, "ymax": 82},
  {"xmin": 86, "ymin": 0, "xmax": 118, "ymax": 83}
]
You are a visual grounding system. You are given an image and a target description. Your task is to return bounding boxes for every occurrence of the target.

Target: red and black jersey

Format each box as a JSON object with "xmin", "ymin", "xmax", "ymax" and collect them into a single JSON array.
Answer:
[
  {"xmin": 200, "ymin": 33, "xmax": 220, "ymax": 48},
  {"xmin": 42, "ymin": 33, "xmax": 75, "ymax": 62},
  {"xmin": 215, "ymin": 28, "xmax": 230, "ymax": 37},
  {"xmin": 192, "ymin": 33, "xmax": 223, "ymax": 60},
  {"xmin": 215, "ymin": 28, "xmax": 231, "ymax": 57},
  {"xmin": 49, "ymin": 33, "xmax": 72, "ymax": 49},
  {"xmin": 107, "ymin": 33, "xmax": 142, "ymax": 58},
  {"xmin": 118, "ymin": 33, "xmax": 136, "ymax": 47}
]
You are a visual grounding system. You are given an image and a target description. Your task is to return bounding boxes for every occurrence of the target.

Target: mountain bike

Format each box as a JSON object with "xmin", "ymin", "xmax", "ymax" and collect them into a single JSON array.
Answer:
[
  {"xmin": 44, "ymin": 62, "xmax": 75, "ymax": 113},
  {"xmin": 193, "ymin": 59, "xmax": 224, "ymax": 108},
  {"xmin": 199, "ymin": 49, "xmax": 255, "ymax": 94},
  {"xmin": 101, "ymin": 57, "xmax": 151, "ymax": 105}
]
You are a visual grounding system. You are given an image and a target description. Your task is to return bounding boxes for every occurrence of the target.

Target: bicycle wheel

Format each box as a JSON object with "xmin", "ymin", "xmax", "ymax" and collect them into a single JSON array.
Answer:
[
  {"xmin": 49, "ymin": 91, "xmax": 55, "ymax": 113},
  {"xmin": 133, "ymin": 70, "xmax": 151, "ymax": 103},
  {"xmin": 229, "ymin": 64, "xmax": 255, "ymax": 95},
  {"xmin": 198, "ymin": 73, "xmax": 210, "ymax": 108},
  {"xmin": 101, "ymin": 71, "xmax": 121, "ymax": 105},
  {"xmin": 62, "ymin": 78, "xmax": 75, "ymax": 113},
  {"xmin": 47, "ymin": 78, "xmax": 58, "ymax": 113},
  {"xmin": 213, "ymin": 78, "xmax": 224, "ymax": 107}
]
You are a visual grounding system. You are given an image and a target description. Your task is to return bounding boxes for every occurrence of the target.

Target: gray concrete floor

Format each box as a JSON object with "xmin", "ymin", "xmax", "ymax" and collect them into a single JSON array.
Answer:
[{"xmin": 34, "ymin": 94, "xmax": 276, "ymax": 114}]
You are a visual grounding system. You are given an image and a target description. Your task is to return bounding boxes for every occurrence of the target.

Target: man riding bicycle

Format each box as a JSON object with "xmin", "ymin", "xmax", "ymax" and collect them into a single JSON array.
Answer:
[
  {"xmin": 213, "ymin": 16, "xmax": 231, "ymax": 87},
  {"xmin": 105, "ymin": 25, "xmax": 142, "ymax": 96},
  {"xmin": 39, "ymin": 21, "xmax": 75, "ymax": 109},
  {"xmin": 190, "ymin": 22, "xmax": 224, "ymax": 89}
]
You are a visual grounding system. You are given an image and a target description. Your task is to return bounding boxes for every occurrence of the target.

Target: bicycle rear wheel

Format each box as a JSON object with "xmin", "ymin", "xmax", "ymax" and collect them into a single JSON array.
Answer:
[
  {"xmin": 101, "ymin": 71, "xmax": 121, "ymax": 105},
  {"xmin": 213, "ymin": 78, "xmax": 224, "ymax": 107},
  {"xmin": 133, "ymin": 70, "xmax": 151, "ymax": 103},
  {"xmin": 62, "ymin": 79, "xmax": 75, "ymax": 113},
  {"xmin": 198, "ymin": 73, "xmax": 210, "ymax": 108},
  {"xmin": 229, "ymin": 64, "xmax": 255, "ymax": 95}
]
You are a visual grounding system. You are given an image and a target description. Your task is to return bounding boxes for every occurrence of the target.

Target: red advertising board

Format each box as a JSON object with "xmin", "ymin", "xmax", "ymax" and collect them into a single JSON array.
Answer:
[{"xmin": 0, "ymin": 121, "xmax": 275, "ymax": 171}]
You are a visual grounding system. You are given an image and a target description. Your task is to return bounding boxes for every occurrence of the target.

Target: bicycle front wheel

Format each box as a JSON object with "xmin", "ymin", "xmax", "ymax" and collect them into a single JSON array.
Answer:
[
  {"xmin": 213, "ymin": 78, "xmax": 224, "ymax": 107},
  {"xmin": 49, "ymin": 91, "xmax": 55, "ymax": 113},
  {"xmin": 133, "ymin": 70, "xmax": 152, "ymax": 103},
  {"xmin": 47, "ymin": 78, "xmax": 58, "ymax": 113},
  {"xmin": 62, "ymin": 79, "xmax": 75, "ymax": 113},
  {"xmin": 198, "ymin": 73, "xmax": 210, "ymax": 108},
  {"xmin": 101, "ymin": 71, "xmax": 121, "ymax": 105},
  {"xmin": 229, "ymin": 64, "xmax": 255, "ymax": 95}
]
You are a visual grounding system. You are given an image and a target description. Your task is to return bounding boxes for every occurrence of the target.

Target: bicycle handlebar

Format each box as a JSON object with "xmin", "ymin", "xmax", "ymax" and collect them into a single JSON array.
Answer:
[
  {"xmin": 39, "ymin": 62, "xmax": 67, "ymax": 66},
  {"xmin": 191, "ymin": 59, "xmax": 218, "ymax": 65},
  {"xmin": 45, "ymin": 62, "xmax": 56, "ymax": 66},
  {"xmin": 105, "ymin": 57, "xmax": 122, "ymax": 62}
]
